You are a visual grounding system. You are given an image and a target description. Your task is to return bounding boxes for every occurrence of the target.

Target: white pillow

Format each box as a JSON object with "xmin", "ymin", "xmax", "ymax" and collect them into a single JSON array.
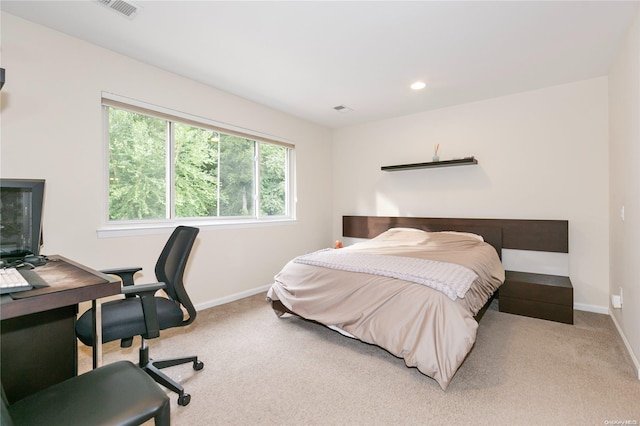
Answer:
[
  {"xmin": 440, "ymin": 231, "xmax": 484, "ymax": 242},
  {"xmin": 387, "ymin": 227, "xmax": 427, "ymax": 233}
]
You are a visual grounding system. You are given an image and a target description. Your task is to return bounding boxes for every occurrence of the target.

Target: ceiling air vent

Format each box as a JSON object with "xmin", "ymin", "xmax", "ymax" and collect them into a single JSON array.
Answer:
[
  {"xmin": 333, "ymin": 105, "xmax": 353, "ymax": 113},
  {"xmin": 96, "ymin": 0, "xmax": 140, "ymax": 19}
]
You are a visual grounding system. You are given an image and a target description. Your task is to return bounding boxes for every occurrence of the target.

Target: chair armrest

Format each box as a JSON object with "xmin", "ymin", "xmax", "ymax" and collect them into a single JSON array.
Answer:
[
  {"xmin": 102, "ymin": 267, "xmax": 144, "ymax": 306},
  {"xmin": 121, "ymin": 282, "xmax": 166, "ymax": 340},
  {"xmin": 120, "ymin": 282, "xmax": 165, "ymax": 296},
  {"xmin": 101, "ymin": 267, "xmax": 143, "ymax": 287}
]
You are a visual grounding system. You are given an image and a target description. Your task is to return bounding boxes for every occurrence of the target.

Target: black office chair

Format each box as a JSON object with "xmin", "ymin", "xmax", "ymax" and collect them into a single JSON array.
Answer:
[
  {"xmin": 2, "ymin": 360, "xmax": 170, "ymax": 425},
  {"xmin": 76, "ymin": 226, "xmax": 203, "ymax": 406}
]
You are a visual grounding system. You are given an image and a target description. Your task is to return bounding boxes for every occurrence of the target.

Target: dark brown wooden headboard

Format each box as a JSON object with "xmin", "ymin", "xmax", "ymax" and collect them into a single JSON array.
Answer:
[{"xmin": 342, "ymin": 216, "xmax": 568, "ymax": 255}]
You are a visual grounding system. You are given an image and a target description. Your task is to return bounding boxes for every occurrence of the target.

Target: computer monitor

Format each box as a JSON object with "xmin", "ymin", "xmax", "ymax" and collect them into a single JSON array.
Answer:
[{"xmin": 0, "ymin": 179, "xmax": 46, "ymax": 261}]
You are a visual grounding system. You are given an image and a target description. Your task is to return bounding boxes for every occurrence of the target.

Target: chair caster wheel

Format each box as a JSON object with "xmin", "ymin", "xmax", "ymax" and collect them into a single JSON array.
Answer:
[
  {"xmin": 178, "ymin": 393, "xmax": 191, "ymax": 406},
  {"xmin": 193, "ymin": 360, "xmax": 204, "ymax": 371}
]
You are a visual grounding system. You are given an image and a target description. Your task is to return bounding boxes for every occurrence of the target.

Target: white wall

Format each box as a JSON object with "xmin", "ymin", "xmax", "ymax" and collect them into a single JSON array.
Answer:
[
  {"xmin": 0, "ymin": 13, "xmax": 334, "ymax": 307},
  {"xmin": 332, "ymin": 78, "xmax": 610, "ymax": 311},
  {"xmin": 609, "ymin": 7, "xmax": 640, "ymax": 378}
]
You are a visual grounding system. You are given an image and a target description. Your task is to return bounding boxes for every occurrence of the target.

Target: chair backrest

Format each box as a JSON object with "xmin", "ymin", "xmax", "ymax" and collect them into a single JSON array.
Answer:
[{"xmin": 155, "ymin": 226, "xmax": 200, "ymax": 325}]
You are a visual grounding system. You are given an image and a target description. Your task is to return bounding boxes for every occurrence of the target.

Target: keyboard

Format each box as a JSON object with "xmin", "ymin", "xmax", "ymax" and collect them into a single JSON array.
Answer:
[{"xmin": 0, "ymin": 268, "xmax": 33, "ymax": 294}]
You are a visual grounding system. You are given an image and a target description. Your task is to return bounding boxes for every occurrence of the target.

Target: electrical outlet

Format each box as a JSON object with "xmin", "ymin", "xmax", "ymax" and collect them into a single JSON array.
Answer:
[
  {"xmin": 612, "ymin": 294, "xmax": 622, "ymax": 309},
  {"xmin": 621, "ymin": 206, "xmax": 625, "ymax": 221}
]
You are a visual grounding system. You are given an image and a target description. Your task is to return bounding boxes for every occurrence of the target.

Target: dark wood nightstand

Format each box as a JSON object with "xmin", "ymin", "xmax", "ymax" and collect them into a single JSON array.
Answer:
[{"xmin": 499, "ymin": 270, "xmax": 573, "ymax": 324}]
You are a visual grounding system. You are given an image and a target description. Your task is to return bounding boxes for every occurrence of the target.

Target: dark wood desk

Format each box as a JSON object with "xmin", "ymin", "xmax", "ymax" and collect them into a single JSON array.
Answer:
[{"xmin": 1, "ymin": 256, "xmax": 120, "ymax": 403}]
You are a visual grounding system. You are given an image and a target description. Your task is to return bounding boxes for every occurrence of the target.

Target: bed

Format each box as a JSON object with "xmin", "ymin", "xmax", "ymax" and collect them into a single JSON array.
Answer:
[{"xmin": 267, "ymin": 216, "xmax": 568, "ymax": 389}]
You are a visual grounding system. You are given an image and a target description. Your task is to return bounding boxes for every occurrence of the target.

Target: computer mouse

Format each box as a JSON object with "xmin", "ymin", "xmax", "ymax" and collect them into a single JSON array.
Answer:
[{"xmin": 23, "ymin": 255, "xmax": 47, "ymax": 267}]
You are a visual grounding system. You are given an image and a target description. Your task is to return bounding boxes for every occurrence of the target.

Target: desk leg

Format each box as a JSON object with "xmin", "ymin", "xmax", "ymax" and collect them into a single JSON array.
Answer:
[{"xmin": 92, "ymin": 299, "xmax": 103, "ymax": 369}]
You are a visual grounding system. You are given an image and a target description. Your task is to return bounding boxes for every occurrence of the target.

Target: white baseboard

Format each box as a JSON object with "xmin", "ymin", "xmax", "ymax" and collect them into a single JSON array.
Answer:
[
  {"xmin": 573, "ymin": 302, "xmax": 609, "ymax": 314},
  {"xmin": 609, "ymin": 309, "xmax": 640, "ymax": 380},
  {"xmin": 194, "ymin": 284, "xmax": 271, "ymax": 312}
]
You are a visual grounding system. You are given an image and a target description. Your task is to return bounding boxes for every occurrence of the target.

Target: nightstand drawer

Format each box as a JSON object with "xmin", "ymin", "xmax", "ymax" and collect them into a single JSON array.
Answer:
[
  {"xmin": 500, "ymin": 296, "xmax": 574, "ymax": 324},
  {"xmin": 499, "ymin": 271, "xmax": 573, "ymax": 324}
]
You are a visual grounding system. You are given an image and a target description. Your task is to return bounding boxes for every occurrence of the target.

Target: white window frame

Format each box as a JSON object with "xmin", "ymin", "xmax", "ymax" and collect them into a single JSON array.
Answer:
[{"xmin": 97, "ymin": 93, "xmax": 297, "ymax": 238}]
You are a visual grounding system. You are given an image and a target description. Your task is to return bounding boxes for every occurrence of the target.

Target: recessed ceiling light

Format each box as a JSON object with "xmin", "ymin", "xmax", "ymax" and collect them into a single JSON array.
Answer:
[{"xmin": 410, "ymin": 81, "xmax": 426, "ymax": 90}]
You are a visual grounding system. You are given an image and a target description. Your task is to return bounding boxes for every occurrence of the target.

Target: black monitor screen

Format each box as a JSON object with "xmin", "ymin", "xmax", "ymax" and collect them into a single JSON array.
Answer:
[{"xmin": 0, "ymin": 179, "xmax": 45, "ymax": 260}]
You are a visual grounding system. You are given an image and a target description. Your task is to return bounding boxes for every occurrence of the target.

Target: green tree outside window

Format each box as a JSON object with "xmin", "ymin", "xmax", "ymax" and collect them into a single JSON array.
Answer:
[{"xmin": 107, "ymin": 107, "xmax": 291, "ymax": 222}]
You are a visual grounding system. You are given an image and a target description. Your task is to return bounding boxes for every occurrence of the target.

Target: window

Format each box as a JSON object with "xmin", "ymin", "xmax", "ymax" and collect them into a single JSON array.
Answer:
[{"xmin": 103, "ymin": 94, "xmax": 294, "ymax": 228}]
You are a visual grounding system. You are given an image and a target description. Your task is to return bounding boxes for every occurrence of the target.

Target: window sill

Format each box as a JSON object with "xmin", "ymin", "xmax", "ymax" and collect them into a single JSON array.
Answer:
[{"xmin": 97, "ymin": 218, "xmax": 297, "ymax": 238}]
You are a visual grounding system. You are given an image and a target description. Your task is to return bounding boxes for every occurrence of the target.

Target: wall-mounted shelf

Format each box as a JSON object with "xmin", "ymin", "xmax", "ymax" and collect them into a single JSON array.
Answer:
[{"xmin": 381, "ymin": 156, "xmax": 478, "ymax": 171}]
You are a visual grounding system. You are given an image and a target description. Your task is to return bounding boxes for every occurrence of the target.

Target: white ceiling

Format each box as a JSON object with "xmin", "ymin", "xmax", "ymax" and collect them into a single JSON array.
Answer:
[{"xmin": 2, "ymin": 1, "xmax": 638, "ymax": 128}]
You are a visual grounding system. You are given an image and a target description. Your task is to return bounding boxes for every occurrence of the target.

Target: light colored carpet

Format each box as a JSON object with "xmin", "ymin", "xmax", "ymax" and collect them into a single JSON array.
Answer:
[{"xmin": 79, "ymin": 294, "xmax": 640, "ymax": 425}]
